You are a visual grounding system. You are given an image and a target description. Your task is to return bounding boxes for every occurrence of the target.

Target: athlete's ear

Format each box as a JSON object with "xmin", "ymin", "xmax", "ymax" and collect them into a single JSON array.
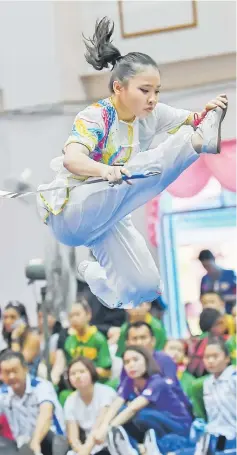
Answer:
[{"xmin": 113, "ymin": 80, "xmax": 124, "ymax": 95}]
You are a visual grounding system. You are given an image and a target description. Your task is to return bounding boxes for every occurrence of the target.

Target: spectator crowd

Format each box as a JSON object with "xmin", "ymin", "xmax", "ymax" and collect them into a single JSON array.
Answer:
[{"xmin": 0, "ymin": 249, "xmax": 236, "ymax": 455}]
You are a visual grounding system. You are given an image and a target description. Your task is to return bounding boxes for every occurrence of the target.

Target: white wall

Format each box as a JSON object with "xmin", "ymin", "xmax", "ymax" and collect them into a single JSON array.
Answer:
[
  {"xmin": 53, "ymin": 2, "xmax": 87, "ymax": 102},
  {"xmin": 77, "ymin": 0, "xmax": 236, "ymax": 74},
  {"xmin": 0, "ymin": 2, "xmax": 61, "ymax": 110},
  {"xmin": 0, "ymin": 1, "xmax": 235, "ymax": 110}
]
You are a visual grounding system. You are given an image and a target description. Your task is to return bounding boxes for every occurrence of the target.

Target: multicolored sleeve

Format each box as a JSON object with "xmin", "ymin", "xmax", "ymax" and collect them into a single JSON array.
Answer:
[{"xmin": 64, "ymin": 104, "xmax": 105, "ymax": 152}]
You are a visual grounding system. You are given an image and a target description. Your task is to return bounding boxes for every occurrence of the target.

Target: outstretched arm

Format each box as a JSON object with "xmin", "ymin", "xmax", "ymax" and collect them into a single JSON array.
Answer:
[
  {"xmin": 155, "ymin": 94, "xmax": 228, "ymax": 136},
  {"xmin": 185, "ymin": 94, "xmax": 228, "ymax": 128},
  {"xmin": 92, "ymin": 396, "xmax": 125, "ymax": 444},
  {"xmin": 93, "ymin": 395, "xmax": 149, "ymax": 445},
  {"xmin": 110, "ymin": 395, "xmax": 149, "ymax": 427}
]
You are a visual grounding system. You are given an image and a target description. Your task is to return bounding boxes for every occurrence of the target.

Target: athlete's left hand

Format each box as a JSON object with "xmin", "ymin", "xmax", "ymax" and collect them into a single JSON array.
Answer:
[{"xmin": 205, "ymin": 94, "xmax": 228, "ymax": 111}]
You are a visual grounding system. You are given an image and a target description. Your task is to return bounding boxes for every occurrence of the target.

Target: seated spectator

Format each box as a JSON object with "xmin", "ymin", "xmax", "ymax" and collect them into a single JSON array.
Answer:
[
  {"xmin": 37, "ymin": 303, "xmax": 62, "ymax": 366},
  {"xmin": 93, "ymin": 346, "xmax": 193, "ymax": 455},
  {"xmin": 202, "ymin": 336, "xmax": 236, "ymax": 452},
  {"xmin": 122, "ymin": 322, "xmax": 177, "ymax": 382},
  {"xmin": 0, "ymin": 350, "xmax": 67, "ymax": 455},
  {"xmin": 226, "ymin": 304, "xmax": 237, "ymax": 365},
  {"xmin": 107, "ymin": 321, "xmax": 177, "ymax": 391},
  {"xmin": 199, "ymin": 308, "xmax": 230, "ymax": 339},
  {"xmin": 65, "ymin": 357, "xmax": 116, "ymax": 455},
  {"xmin": 198, "ymin": 249, "xmax": 236, "ymax": 314},
  {"xmin": 2, "ymin": 302, "xmax": 41, "ymax": 377},
  {"xmin": 109, "ymin": 322, "xmax": 193, "ymax": 419},
  {"xmin": 200, "ymin": 291, "xmax": 235, "ymax": 335},
  {"xmin": 164, "ymin": 339, "xmax": 194, "ymax": 399},
  {"xmin": 187, "ymin": 308, "xmax": 229, "ymax": 379},
  {"xmin": 187, "ymin": 308, "xmax": 231, "ymax": 421},
  {"xmin": 51, "ymin": 298, "xmax": 112, "ymax": 389},
  {"xmin": 116, "ymin": 302, "xmax": 166, "ymax": 357}
]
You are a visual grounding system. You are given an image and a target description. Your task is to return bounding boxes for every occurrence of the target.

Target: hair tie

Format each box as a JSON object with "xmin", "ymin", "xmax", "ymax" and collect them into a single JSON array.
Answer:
[{"xmin": 111, "ymin": 55, "xmax": 124, "ymax": 70}]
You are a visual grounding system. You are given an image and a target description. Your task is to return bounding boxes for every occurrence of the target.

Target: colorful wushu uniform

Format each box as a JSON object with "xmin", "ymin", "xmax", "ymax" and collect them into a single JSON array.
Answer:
[{"xmin": 38, "ymin": 97, "xmax": 198, "ymax": 308}]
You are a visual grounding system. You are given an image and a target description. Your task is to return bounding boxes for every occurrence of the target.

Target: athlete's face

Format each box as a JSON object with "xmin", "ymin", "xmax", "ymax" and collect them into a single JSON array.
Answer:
[{"xmin": 113, "ymin": 66, "xmax": 161, "ymax": 118}]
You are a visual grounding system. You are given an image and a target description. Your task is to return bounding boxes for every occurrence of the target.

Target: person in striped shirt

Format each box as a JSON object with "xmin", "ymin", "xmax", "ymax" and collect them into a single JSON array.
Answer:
[
  {"xmin": 0, "ymin": 350, "xmax": 66, "ymax": 455},
  {"xmin": 203, "ymin": 336, "xmax": 236, "ymax": 451}
]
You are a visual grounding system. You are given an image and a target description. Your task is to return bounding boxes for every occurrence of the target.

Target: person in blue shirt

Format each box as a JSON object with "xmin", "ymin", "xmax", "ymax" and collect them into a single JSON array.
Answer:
[
  {"xmin": 198, "ymin": 249, "xmax": 236, "ymax": 314},
  {"xmin": 93, "ymin": 345, "xmax": 193, "ymax": 455}
]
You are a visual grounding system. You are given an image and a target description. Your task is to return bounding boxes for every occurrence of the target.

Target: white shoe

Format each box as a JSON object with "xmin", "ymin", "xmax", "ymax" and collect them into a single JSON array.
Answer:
[
  {"xmin": 107, "ymin": 426, "xmax": 138, "ymax": 455},
  {"xmin": 78, "ymin": 261, "xmax": 123, "ymax": 310},
  {"xmin": 197, "ymin": 106, "xmax": 227, "ymax": 154},
  {"xmin": 77, "ymin": 260, "xmax": 90, "ymax": 281},
  {"xmin": 144, "ymin": 429, "xmax": 163, "ymax": 455}
]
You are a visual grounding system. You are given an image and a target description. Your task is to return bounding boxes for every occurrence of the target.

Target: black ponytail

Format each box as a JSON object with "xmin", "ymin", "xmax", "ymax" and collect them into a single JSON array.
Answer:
[
  {"xmin": 83, "ymin": 17, "xmax": 160, "ymax": 92},
  {"xmin": 83, "ymin": 17, "xmax": 121, "ymax": 71}
]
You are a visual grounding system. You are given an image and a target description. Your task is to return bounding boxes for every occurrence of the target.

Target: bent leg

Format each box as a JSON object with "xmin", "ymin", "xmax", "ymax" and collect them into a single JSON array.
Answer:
[
  {"xmin": 85, "ymin": 216, "xmax": 162, "ymax": 307},
  {"xmin": 49, "ymin": 126, "xmax": 197, "ymax": 247}
]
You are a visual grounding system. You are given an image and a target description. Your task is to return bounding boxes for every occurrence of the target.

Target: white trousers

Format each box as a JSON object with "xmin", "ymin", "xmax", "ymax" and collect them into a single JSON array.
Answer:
[{"xmin": 49, "ymin": 126, "xmax": 199, "ymax": 307}]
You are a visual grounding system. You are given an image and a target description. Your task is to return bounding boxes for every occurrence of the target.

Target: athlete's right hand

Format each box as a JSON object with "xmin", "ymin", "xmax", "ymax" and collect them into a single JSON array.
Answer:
[{"xmin": 100, "ymin": 164, "xmax": 132, "ymax": 184}]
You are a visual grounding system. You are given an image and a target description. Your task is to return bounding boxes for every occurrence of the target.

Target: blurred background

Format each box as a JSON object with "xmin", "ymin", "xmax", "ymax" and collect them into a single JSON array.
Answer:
[{"xmin": 0, "ymin": 0, "xmax": 236, "ymax": 335}]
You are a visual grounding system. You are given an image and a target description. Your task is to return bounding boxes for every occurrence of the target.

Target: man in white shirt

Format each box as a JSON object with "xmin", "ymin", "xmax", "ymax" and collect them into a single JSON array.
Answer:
[{"xmin": 0, "ymin": 350, "xmax": 67, "ymax": 455}]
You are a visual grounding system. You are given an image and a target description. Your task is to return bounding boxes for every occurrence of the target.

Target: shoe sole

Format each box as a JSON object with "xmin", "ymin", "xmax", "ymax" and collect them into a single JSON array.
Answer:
[{"xmin": 216, "ymin": 106, "xmax": 227, "ymax": 154}]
